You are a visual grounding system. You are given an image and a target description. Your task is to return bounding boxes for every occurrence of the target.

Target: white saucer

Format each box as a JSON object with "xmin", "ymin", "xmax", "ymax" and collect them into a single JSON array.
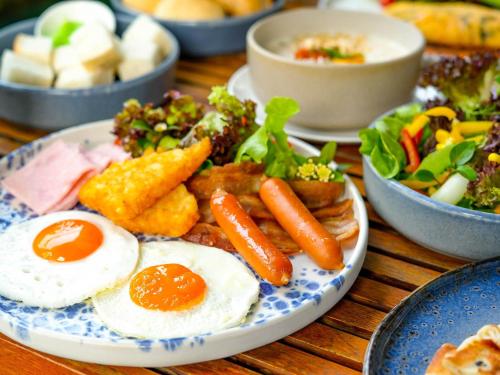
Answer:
[{"xmin": 227, "ymin": 65, "xmax": 361, "ymax": 144}]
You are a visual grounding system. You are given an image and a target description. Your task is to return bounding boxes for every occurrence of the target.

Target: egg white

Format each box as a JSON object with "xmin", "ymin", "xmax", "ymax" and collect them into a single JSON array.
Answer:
[
  {"xmin": 92, "ymin": 241, "xmax": 260, "ymax": 339},
  {"xmin": 0, "ymin": 211, "xmax": 139, "ymax": 308}
]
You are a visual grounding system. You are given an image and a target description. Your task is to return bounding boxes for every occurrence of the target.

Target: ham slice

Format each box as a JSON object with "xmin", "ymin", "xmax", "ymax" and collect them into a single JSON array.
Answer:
[{"xmin": 2, "ymin": 140, "xmax": 129, "ymax": 214}]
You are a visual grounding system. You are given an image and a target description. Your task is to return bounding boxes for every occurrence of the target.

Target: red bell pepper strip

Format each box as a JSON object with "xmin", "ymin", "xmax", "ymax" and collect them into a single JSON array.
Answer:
[
  {"xmin": 380, "ymin": 0, "xmax": 396, "ymax": 6},
  {"xmin": 414, "ymin": 127, "xmax": 424, "ymax": 146},
  {"xmin": 401, "ymin": 128, "xmax": 421, "ymax": 173}
]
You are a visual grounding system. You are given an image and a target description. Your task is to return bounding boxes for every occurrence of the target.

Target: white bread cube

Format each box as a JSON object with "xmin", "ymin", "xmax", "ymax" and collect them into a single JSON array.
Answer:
[
  {"xmin": 1, "ymin": 49, "xmax": 53, "ymax": 87},
  {"xmin": 70, "ymin": 22, "xmax": 122, "ymax": 69},
  {"xmin": 53, "ymin": 45, "xmax": 80, "ymax": 73},
  {"xmin": 55, "ymin": 65, "xmax": 114, "ymax": 89},
  {"xmin": 118, "ymin": 40, "xmax": 162, "ymax": 81},
  {"xmin": 122, "ymin": 15, "xmax": 171, "ymax": 57},
  {"xmin": 118, "ymin": 60, "xmax": 155, "ymax": 81},
  {"xmin": 13, "ymin": 34, "xmax": 53, "ymax": 65}
]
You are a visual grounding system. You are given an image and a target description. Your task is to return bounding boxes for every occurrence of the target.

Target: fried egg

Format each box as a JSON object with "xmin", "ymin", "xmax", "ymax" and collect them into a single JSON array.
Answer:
[
  {"xmin": 0, "ymin": 211, "xmax": 139, "ymax": 308},
  {"xmin": 92, "ymin": 241, "xmax": 260, "ymax": 338}
]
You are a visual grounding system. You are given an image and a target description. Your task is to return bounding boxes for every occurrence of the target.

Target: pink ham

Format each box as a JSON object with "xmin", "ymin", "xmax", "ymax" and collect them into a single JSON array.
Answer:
[{"xmin": 2, "ymin": 140, "xmax": 129, "ymax": 214}]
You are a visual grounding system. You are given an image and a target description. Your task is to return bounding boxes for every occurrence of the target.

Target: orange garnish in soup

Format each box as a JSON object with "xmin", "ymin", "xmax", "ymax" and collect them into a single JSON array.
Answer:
[
  {"xmin": 130, "ymin": 264, "xmax": 207, "ymax": 311},
  {"xmin": 33, "ymin": 219, "xmax": 103, "ymax": 262}
]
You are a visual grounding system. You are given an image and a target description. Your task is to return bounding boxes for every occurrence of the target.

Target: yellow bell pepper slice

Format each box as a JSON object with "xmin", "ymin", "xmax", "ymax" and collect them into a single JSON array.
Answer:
[
  {"xmin": 488, "ymin": 153, "xmax": 500, "ymax": 163},
  {"xmin": 399, "ymin": 171, "xmax": 450, "ymax": 190},
  {"xmin": 424, "ymin": 107, "xmax": 456, "ymax": 120},
  {"xmin": 405, "ymin": 115, "xmax": 429, "ymax": 137},
  {"xmin": 457, "ymin": 121, "xmax": 493, "ymax": 135}
]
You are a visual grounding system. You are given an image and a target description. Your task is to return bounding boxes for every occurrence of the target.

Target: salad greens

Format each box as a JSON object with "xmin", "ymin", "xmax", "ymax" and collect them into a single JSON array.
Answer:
[
  {"xmin": 360, "ymin": 105, "xmax": 499, "ymax": 213},
  {"xmin": 361, "ymin": 53, "xmax": 499, "ymax": 213},
  {"xmin": 114, "ymin": 87, "xmax": 343, "ymax": 182},
  {"xmin": 236, "ymin": 97, "xmax": 343, "ymax": 181}
]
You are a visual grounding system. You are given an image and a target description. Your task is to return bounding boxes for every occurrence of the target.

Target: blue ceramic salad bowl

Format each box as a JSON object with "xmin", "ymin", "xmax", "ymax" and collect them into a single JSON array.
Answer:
[
  {"xmin": 362, "ymin": 109, "xmax": 500, "ymax": 261},
  {"xmin": 0, "ymin": 15, "xmax": 179, "ymax": 130},
  {"xmin": 111, "ymin": 0, "xmax": 285, "ymax": 57}
]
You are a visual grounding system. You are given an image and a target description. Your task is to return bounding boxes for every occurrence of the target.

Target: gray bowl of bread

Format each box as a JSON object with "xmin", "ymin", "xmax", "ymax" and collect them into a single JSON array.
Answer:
[
  {"xmin": 0, "ymin": 10, "xmax": 179, "ymax": 130},
  {"xmin": 111, "ymin": 0, "xmax": 285, "ymax": 57}
]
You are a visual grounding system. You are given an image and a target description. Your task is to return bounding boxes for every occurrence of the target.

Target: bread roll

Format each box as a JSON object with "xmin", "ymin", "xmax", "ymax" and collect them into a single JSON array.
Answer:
[
  {"xmin": 214, "ymin": 0, "xmax": 272, "ymax": 16},
  {"xmin": 154, "ymin": 0, "xmax": 225, "ymax": 21},
  {"xmin": 123, "ymin": 0, "xmax": 160, "ymax": 13}
]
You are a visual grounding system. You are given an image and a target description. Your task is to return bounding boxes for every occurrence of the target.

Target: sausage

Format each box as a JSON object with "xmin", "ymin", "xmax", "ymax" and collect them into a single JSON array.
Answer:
[
  {"xmin": 210, "ymin": 189, "xmax": 293, "ymax": 286},
  {"xmin": 259, "ymin": 178, "xmax": 343, "ymax": 270}
]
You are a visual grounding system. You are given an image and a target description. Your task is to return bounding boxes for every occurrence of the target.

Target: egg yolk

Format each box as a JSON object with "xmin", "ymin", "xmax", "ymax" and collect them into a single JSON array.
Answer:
[
  {"xmin": 129, "ymin": 264, "xmax": 207, "ymax": 311},
  {"xmin": 33, "ymin": 219, "xmax": 103, "ymax": 262}
]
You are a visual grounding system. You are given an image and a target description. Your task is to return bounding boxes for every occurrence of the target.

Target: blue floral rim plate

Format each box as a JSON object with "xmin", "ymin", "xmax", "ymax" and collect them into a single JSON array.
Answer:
[
  {"xmin": 0, "ymin": 120, "xmax": 368, "ymax": 367},
  {"xmin": 364, "ymin": 256, "xmax": 500, "ymax": 375}
]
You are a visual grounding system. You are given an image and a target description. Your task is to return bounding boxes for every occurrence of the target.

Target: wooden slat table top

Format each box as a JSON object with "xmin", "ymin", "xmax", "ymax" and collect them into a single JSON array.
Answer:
[{"xmin": 0, "ymin": 3, "xmax": 471, "ymax": 374}]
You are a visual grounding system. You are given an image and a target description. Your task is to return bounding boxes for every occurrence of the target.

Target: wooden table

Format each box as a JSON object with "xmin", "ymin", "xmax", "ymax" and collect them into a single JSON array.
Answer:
[{"xmin": 0, "ymin": 9, "xmax": 470, "ymax": 375}]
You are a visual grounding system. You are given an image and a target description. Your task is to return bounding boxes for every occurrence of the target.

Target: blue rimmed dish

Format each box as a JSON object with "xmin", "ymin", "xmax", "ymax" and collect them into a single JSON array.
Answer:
[
  {"xmin": 0, "ymin": 119, "xmax": 368, "ymax": 367},
  {"xmin": 362, "ymin": 109, "xmax": 500, "ymax": 260},
  {"xmin": 364, "ymin": 256, "xmax": 500, "ymax": 374},
  {"xmin": 110, "ymin": 0, "xmax": 285, "ymax": 57},
  {"xmin": 0, "ymin": 15, "xmax": 179, "ymax": 130}
]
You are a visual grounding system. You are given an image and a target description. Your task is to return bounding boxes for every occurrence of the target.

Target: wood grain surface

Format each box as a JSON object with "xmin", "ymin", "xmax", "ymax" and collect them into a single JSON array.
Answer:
[{"xmin": 0, "ymin": 1, "xmax": 470, "ymax": 373}]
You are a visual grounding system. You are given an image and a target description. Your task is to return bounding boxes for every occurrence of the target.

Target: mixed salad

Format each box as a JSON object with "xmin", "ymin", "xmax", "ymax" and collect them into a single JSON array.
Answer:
[
  {"xmin": 113, "ymin": 86, "xmax": 344, "ymax": 182},
  {"xmin": 360, "ymin": 53, "xmax": 499, "ymax": 213}
]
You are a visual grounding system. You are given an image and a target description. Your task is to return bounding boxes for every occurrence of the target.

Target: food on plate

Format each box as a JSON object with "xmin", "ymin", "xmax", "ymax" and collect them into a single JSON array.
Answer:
[
  {"xmin": 154, "ymin": 0, "xmax": 225, "ymax": 21},
  {"xmin": 360, "ymin": 53, "xmax": 500, "ymax": 213},
  {"xmin": 214, "ymin": 0, "xmax": 272, "ymax": 16},
  {"xmin": 259, "ymin": 178, "xmax": 343, "ymax": 270},
  {"xmin": 385, "ymin": 1, "xmax": 500, "ymax": 48},
  {"xmin": 0, "ymin": 12, "xmax": 171, "ymax": 88},
  {"xmin": 123, "ymin": 0, "xmax": 271, "ymax": 20},
  {"xmin": 114, "ymin": 184, "xmax": 200, "ymax": 237},
  {"xmin": 267, "ymin": 32, "xmax": 407, "ymax": 64},
  {"xmin": 210, "ymin": 189, "xmax": 293, "ymax": 286},
  {"xmin": 184, "ymin": 164, "xmax": 357, "ymax": 251},
  {"xmin": 0, "ymin": 211, "xmax": 139, "ymax": 308},
  {"xmin": 79, "ymin": 138, "xmax": 211, "ymax": 221},
  {"xmin": 114, "ymin": 87, "xmax": 256, "ymax": 164},
  {"xmin": 426, "ymin": 324, "xmax": 500, "ymax": 374},
  {"xmin": 111, "ymin": 86, "xmax": 357, "ymax": 277},
  {"xmin": 92, "ymin": 241, "xmax": 259, "ymax": 339},
  {"xmin": 1, "ymin": 140, "xmax": 128, "ymax": 214}
]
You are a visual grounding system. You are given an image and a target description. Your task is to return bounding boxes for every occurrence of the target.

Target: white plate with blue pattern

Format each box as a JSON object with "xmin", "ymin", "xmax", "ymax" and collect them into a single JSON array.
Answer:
[{"xmin": 0, "ymin": 120, "xmax": 368, "ymax": 367}]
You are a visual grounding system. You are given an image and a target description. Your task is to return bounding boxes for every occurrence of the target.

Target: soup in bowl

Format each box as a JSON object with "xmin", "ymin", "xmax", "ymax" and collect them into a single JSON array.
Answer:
[{"xmin": 247, "ymin": 8, "xmax": 425, "ymax": 130}]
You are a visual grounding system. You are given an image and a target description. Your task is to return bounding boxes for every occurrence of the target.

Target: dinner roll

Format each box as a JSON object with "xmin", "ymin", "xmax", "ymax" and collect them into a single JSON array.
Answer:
[
  {"xmin": 214, "ymin": 0, "xmax": 272, "ymax": 16},
  {"xmin": 154, "ymin": 0, "xmax": 225, "ymax": 21},
  {"xmin": 123, "ymin": 0, "xmax": 160, "ymax": 13}
]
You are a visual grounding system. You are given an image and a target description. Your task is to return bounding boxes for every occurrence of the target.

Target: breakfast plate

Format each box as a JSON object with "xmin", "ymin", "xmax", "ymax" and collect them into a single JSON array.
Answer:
[
  {"xmin": 0, "ymin": 119, "xmax": 368, "ymax": 367},
  {"xmin": 364, "ymin": 257, "xmax": 500, "ymax": 375},
  {"xmin": 228, "ymin": 65, "xmax": 361, "ymax": 144}
]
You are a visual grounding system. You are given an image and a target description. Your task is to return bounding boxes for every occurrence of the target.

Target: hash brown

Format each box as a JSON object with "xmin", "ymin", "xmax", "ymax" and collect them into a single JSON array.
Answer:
[
  {"xmin": 116, "ymin": 184, "xmax": 199, "ymax": 237},
  {"xmin": 79, "ymin": 138, "xmax": 211, "ymax": 220}
]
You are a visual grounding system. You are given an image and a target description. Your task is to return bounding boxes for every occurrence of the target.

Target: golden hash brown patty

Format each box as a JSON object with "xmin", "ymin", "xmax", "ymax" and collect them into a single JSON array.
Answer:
[
  {"xmin": 79, "ymin": 138, "xmax": 211, "ymax": 220},
  {"xmin": 116, "ymin": 184, "xmax": 199, "ymax": 237}
]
